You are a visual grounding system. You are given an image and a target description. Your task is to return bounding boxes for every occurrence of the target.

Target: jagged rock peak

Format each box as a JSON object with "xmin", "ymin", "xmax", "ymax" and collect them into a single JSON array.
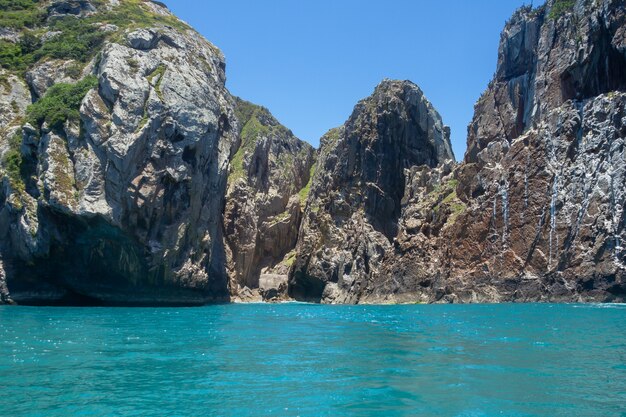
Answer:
[
  {"xmin": 465, "ymin": 0, "xmax": 626, "ymax": 162},
  {"xmin": 289, "ymin": 78, "xmax": 454, "ymax": 302},
  {"xmin": 233, "ymin": 97, "xmax": 289, "ymax": 133},
  {"xmin": 353, "ymin": 79, "xmax": 454, "ymax": 163}
]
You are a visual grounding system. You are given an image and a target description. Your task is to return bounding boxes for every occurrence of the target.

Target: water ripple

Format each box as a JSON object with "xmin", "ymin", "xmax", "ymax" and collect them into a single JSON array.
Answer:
[{"xmin": 0, "ymin": 303, "xmax": 625, "ymax": 416}]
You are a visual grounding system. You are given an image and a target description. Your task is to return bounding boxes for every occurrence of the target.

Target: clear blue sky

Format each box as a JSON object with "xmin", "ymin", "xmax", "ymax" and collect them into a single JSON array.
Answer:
[{"xmin": 166, "ymin": 0, "xmax": 532, "ymax": 160}]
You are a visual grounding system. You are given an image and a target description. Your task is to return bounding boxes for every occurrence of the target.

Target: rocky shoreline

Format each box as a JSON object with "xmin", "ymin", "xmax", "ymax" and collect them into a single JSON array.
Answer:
[{"xmin": 1, "ymin": 0, "xmax": 625, "ymax": 305}]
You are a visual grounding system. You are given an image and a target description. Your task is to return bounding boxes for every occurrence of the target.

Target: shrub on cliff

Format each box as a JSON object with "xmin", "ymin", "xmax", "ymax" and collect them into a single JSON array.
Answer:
[
  {"xmin": 26, "ymin": 75, "xmax": 98, "ymax": 131},
  {"xmin": 548, "ymin": 0, "xmax": 575, "ymax": 19}
]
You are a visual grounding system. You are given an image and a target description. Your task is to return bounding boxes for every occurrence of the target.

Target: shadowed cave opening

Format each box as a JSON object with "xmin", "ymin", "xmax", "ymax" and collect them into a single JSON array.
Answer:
[{"xmin": 560, "ymin": 23, "xmax": 626, "ymax": 101}]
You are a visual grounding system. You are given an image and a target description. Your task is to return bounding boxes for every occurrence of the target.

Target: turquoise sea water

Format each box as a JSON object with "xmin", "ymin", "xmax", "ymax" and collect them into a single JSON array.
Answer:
[{"xmin": 0, "ymin": 303, "xmax": 625, "ymax": 417}]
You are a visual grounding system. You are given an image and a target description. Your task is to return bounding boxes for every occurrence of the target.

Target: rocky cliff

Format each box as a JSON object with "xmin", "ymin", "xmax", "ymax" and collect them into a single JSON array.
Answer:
[
  {"xmin": 290, "ymin": 80, "xmax": 455, "ymax": 302},
  {"xmin": 0, "ymin": 0, "xmax": 316, "ymax": 305},
  {"xmin": 441, "ymin": 0, "xmax": 626, "ymax": 302},
  {"xmin": 0, "ymin": 0, "xmax": 240, "ymax": 305},
  {"xmin": 287, "ymin": 0, "xmax": 626, "ymax": 304},
  {"xmin": 225, "ymin": 98, "xmax": 315, "ymax": 302},
  {"xmin": 1, "ymin": 0, "xmax": 625, "ymax": 305}
]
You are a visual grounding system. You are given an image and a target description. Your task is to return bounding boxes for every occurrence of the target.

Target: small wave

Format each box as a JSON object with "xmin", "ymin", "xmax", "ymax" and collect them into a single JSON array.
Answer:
[{"xmin": 573, "ymin": 303, "xmax": 626, "ymax": 309}]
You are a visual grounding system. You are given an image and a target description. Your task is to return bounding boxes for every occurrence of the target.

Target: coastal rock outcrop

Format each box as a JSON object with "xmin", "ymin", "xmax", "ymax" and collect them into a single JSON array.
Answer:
[
  {"xmin": 441, "ymin": 0, "xmax": 626, "ymax": 302},
  {"xmin": 289, "ymin": 0, "xmax": 626, "ymax": 304},
  {"xmin": 1, "ymin": 0, "xmax": 625, "ymax": 305},
  {"xmin": 225, "ymin": 99, "xmax": 315, "ymax": 301},
  {"xmin": 290, "ymin": 80, "xmax": 455, "ymax": 302},
  {"xmin": 0, "ymin": 0, "xmax": 238, "ymax": 304}
]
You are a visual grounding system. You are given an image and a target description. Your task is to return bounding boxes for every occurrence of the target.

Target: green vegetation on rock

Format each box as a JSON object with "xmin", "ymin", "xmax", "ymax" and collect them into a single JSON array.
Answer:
[
  {"xmin": 271, "ymin": 209, "xmax": 291, "ymax": 224},
  {"xmin": 427, "ymin": 178, "xmax": 466, "ymax": 225},
  {"xmin": 0, "ymin": 0, "xmax": 190, "ymax": 74},
  {"xmin": 0, "ymin": 39, "xmax": 27, "ymax": 72},
  {"xmin": 229, "ymin": 115, "xmax": 269, "ymax": 182},
  {"xmin": 2, "ymin": 131, "xmax": 26, "ymax": 195},
  {"xmin": 26, "ymin": 75, "xmax": 98, "ymax": 131},
  {"xmin": 298, "ymin": 163, "xmax": 316, "ymax": 205},
  {"xmin": 233, "ymin": 98, "xmax": 259, "ymax": 128},
  {"xmin": 96, "ymin": 0, "xmax": 190, "ymax": 32},
  {"xmin": 34, "ymin": 16, "xmax": 106, "ymax": 63},
  {"xmin": 0, "ymin": 15, "xmax": 105, "ymax": 73},
  {"xmin": 0, "ymin": 0, "xmax": 46, "ymax": 29},
  {"xmin": 230, "ymin": 98, "xmax": 292, "ymax": 184},
  {"xmin": 548, "ymin": 0, "xmax": 575, "ymax": 19},
  {"xmin": 146, "ymin": 64, "xmax": 166, "ymax": 101},
  {"xmin": 282, "ymin": 251, "xmax": 296, "ymax": 267},
  {"xmin": 323, "ymin": 127, "xmax": 341, "ymax": 146},
  {"xmin": 48, "ymin": 140, "xmax": 76, "ymax": 202}
]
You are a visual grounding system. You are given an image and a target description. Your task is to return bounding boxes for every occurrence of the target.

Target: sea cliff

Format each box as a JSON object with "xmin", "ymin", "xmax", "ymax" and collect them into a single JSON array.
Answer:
[{"xmin": 1, "ymin": 0, "xmax": 624, "ymax": 305}]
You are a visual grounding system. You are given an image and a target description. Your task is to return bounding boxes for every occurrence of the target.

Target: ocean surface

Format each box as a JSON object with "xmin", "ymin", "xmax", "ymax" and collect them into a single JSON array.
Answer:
[{"xmin": 0, "ymin": 303, "xmax": 625, "ymax": 417}]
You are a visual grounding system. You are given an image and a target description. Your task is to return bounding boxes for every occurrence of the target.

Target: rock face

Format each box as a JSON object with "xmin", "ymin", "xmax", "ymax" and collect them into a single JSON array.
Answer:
[
  {"xmin": 289, "ymin": 0, "xmax": 626, "ymax": 304},
  {"xmin": 290, "ymin": 80, "xmax": 455, "ymax": 302},
  {"xmin": 0, "ymin": 0, "xmax": 239, "ymax": 305},
  {"xmin": 224, "ymin": 99, "xmax": 315, "ymax": 301},
  {"xmin": 48, "ymin": 1, "xmax": 97, "ymax": 18},
  {"xmin": 441, "ymin": 0, "xmax": 626, "ymax": 302},
  {"xmin": 1, "ymin": 0, "xmax": 625, "ymax": 305}
]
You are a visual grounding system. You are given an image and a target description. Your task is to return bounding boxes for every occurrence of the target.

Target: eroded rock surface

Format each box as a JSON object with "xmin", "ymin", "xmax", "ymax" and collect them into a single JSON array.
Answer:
[
  {"xmin": 439, "ymin": 0, "xmax": 626, "ymax": 302},
  {"xmin": 1, "ymin": 0, "xmax": 625, "ymax": 305},
  {"xmin": 0, "ymin": 0, "xmax": 238, "ymax": 305},
  {"xmin": 290, "ymin": 80, "xmax": 455, "ymax": 302},
  {"xmin": 290, "ymin": 0, "xmax": 626, "ymax": 304},
  {"xmin": 224, "ymin": 99, "xmax": 315, "ymax": 301}
]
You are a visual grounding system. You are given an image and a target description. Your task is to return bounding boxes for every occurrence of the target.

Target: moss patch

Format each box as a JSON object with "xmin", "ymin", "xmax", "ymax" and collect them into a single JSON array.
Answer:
[
  {"xmin": 428, "ymin": 178, "xmax": 466, "ymax": 226},
  {"xmin": 126, "ymin": 57, "xmax": 139, "ymax": 74},
  {"xmin": 282, "ymin": 250, "xmax": 296, "ymax": 267},
  {"xmin": 271, "ymin": 209, "xmax": 291, "ymax": 224},
  {"xmin": 137, "ymin": 113, "xmax": 149, "ymax": 132},
  {"xmin": 146, "ymin": 64, "xmax": 165, "ymax": 101}
]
